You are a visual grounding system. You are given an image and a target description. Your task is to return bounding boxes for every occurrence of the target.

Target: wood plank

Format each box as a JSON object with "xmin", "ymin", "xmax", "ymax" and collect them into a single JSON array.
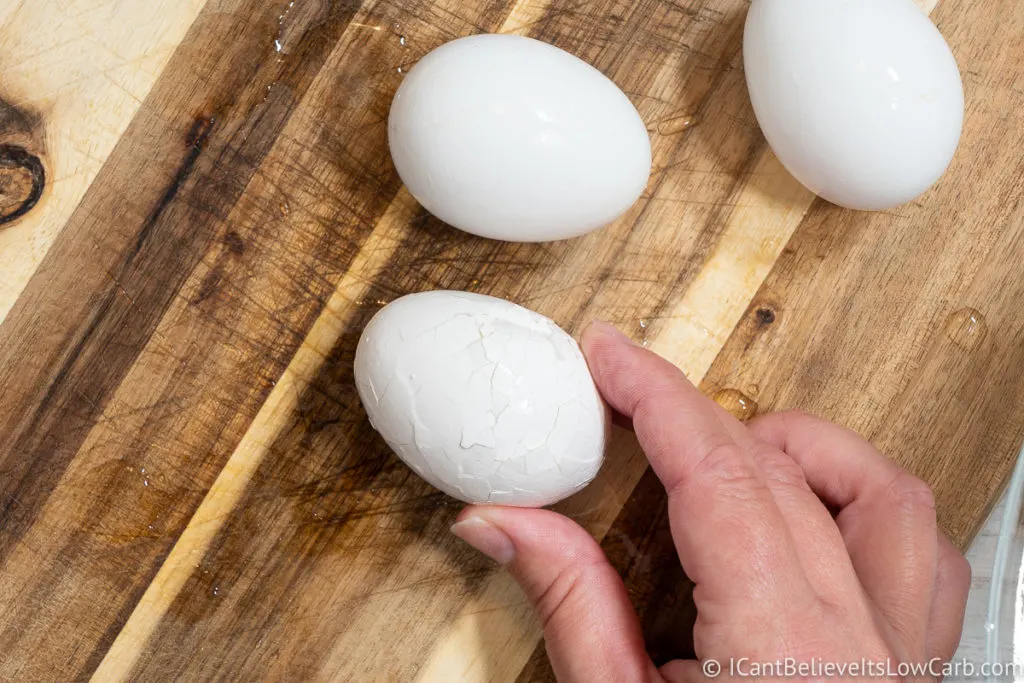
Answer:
[{"xmin": 0, "ymin": 0, "xmax": 207, "ymax": 320}]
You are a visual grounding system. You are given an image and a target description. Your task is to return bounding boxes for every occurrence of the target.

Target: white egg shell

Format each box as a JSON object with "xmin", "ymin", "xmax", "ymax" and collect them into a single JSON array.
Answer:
[
  {"xmin": 743, "ymin": 0, "xmax": 964, "ymax": 210},
  {"xmin": 388, "ymin": 34, "xmax": 652, "ymax": 242},
  {"xmin": 354, "ymin": 291, "xmax": 608, "ymax": 506}
]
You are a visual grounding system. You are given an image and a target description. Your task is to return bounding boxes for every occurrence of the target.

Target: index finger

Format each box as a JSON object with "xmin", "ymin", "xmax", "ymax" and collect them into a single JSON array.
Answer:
[{"xmin": 580, "ymin": 322, "xmax": 810, "ymax": 611}]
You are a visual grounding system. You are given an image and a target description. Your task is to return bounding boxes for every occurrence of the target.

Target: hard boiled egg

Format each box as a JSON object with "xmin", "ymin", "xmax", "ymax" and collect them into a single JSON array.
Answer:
[
  {"xmin": 388, "ymin": 34, "xmax": 652, "ymax": 242},
  {"xmin": 354, "ymin": 291, "xmax": 608, "ymax": 506},
  {"xmin": 743, "ymin": 0, "xmax": 964, "ymax": 210}
]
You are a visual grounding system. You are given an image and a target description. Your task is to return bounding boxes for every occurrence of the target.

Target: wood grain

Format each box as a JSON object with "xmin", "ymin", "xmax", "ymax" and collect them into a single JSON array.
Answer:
[
  {"xmin": 0, "ymin": 0, "xmax": 206, "ymax": 320},
  {"xmin": 0, "ymin": 0, "xmax": 1021, "ymax": 680}
]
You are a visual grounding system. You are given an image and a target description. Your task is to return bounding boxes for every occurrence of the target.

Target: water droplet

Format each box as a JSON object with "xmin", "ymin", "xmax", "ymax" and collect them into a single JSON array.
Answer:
[
  {"xmin": 392, "ymin": 22, "xmax": 402, "ymax": 34},
  {"xmin": 945, "ymin": 307, "xmax": 988, "ymax": 350},
  {"xmin": 638, "ymin": 319, "xmax": 650, "ymax": 347},
  {"xmin": 657, "ymin": 113, "xmax": 698, "ymax": 136},
  {"xmin": 399, "ymin": 35, "xmax": 407, "ymax": 46},
  {"xmin": 279, "ymin": 200, "xmax": 290, "ymax": 217},
  {"xmin": 143, "ymin": 479, "xmax": 149, "ymax": 487},
  {"xmin": 212, "ymin": 586, "xmax": 220, "ymax": 596},
  {"xmin": 140, "ymin": 467, "xmax": 146, "ymax": 474},
  {"xmin": 397, "ymin": 66, "xmax": 404, "ymax": 74},
  {"xmin": 712, "ymin": 388, "xmax": 758, "ymax": 421},
  {"xmin": 147, "ymin": 524, "xmax": 155, "ymax": 531},
  {"xmin": 985, "ymin": 621, "xmax": 996, "ymax": 633}
]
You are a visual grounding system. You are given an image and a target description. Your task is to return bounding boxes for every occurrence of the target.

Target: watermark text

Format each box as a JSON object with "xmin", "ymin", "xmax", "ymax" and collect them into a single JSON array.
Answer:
[{"xmin": 698, "ymin": 657, "xmax": 1024, "ymax": 679}]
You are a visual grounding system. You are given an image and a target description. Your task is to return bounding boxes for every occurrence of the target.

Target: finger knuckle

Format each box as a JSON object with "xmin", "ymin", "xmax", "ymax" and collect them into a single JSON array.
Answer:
[
  {"xmin": 531, "ymin": 563, "xmax": 594, "ymax": 631},
  {"xmin": 634, "ymin": 387, "xmax": 682, "ymax": 423},
  {"xmin": 684, "ymin": 444, "xmax": 765, "ymax": 502},
  {"xmin": 752, "ymin": 445, "xmax": 808, "ymax": 490},
  {"xmin": 886, "ymin": 471, "xmax": 937, "ymax": 523}
]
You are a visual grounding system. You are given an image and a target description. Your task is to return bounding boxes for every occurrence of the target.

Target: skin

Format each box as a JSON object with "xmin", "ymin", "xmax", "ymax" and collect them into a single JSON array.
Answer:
[{"xmin": 450, "ymin": 321, "xmax": 971, "ymax": 682}]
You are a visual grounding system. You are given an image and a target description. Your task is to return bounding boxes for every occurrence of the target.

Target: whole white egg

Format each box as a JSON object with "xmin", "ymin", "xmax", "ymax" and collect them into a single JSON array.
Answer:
[
  {"xmin": 353, "ymin": 291, "xmax": 608, "ymax": 506},
  {"xmin": 743, "ymin": 0, "xmax": 964, "ymax": 210},
  {"xmin": 388, "ymin": 34, "xmax": 652, "ymax": 242}
]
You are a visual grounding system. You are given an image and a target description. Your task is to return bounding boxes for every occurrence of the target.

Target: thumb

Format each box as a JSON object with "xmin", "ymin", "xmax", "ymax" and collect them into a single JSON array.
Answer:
[{"xmin": 452, "ymin": 506, "xmax": 660, "ymax": 683}]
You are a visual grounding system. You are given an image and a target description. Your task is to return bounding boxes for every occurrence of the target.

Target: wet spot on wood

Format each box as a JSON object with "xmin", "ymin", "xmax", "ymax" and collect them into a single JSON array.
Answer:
[
  {"xmin": 945, "ymin": 307, "xmax": 988, "ymax": 351},
  {"xmin": 656, "ymin": 113, "xmax": 698, "ymax": 136},
  {"xmin": 712, "ymin": 388, "xmax": 758, "ymax": 421}
]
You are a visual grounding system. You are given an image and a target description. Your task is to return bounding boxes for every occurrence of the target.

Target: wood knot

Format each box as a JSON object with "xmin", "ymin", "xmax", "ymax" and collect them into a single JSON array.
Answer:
[
  {"xmin": 223, "ymin": 231, "xmax": 245, "ymax": 255},
  {"xmin": 755, "ymin": 307, "xmax": 776, "ymax": 325},
  {"xmin": 0, "ymin": 145, "xmax": 44, "ymax": 226},
  {"xmin": 185, "ymin": 115, "xmax": 215, "ymax": 148}
]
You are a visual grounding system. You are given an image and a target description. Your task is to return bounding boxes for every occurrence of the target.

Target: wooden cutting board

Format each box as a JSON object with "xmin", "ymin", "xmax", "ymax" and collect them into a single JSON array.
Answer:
[{"xmin": 1, "ymin": 0, "xmax": 1023, "ymax": 680}]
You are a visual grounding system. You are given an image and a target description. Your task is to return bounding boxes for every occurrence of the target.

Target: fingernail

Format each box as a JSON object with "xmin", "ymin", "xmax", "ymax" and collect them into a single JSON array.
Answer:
[
  {"xmin": 584, "ymin": 320, "xmax": 637, "ymax": 346},
  {"xmin": 450, "ymin": 516, "xmax": 515, "ymax": 565}
]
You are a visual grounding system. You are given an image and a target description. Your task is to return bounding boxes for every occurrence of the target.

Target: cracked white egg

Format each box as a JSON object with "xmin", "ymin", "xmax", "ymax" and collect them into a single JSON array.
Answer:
[
  {"xmin": 388, "ymin": 34, "xmax": 652, "ymax": 242},
  {"xmin": 354, "ymin": 291, "xmax": 608, "ymax": 506},
  {"xmin": 743, "ymin": 0, "xmax": 964, "ymax": 210}
]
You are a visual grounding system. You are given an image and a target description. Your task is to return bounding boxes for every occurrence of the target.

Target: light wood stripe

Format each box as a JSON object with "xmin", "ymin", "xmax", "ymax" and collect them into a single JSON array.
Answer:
[{"xmin": 653, "ymin": 150, "xmax": 811, "ymax": 375}]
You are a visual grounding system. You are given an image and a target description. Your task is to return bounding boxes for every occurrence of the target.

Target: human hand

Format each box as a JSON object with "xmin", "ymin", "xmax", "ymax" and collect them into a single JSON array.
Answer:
[{"xmin": 450, "ymin": 321, "xmax": 970, "ymax": 682}]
